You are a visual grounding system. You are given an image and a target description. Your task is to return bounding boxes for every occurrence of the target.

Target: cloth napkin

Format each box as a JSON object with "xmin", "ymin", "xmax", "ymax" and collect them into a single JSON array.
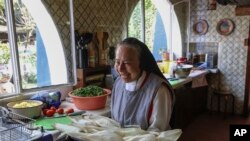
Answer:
[{"xmin": 189, "ymin": 70, "xmax": 208, "ymax": 88}]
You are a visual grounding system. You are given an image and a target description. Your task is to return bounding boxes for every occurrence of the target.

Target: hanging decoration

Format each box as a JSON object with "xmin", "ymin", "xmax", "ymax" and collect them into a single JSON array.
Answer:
[
  {"xmin": 216, "ymin": 18, "xmax": 235, "ymax": 36},
  {"xmin": 193, "ymin": 19, "xmax": 209, "ymax": 35}
]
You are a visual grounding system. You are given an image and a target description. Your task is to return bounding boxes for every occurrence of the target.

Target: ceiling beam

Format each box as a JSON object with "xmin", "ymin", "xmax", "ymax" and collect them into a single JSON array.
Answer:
[{"xmin": 235, "ymin": 6, "xmax": 250, "ymax": 16}]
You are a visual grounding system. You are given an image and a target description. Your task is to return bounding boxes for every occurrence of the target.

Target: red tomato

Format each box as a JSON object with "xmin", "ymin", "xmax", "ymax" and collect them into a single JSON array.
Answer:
[
  {"xmin": 46, "ymin": 109, "xmax": 55, "ymax": 117},
  {"xmin": 50, "ymin": 106, "xmax": 57, "ymax": 112},
  {"xmin": 65, "ymin": 108, "xmax": 74, "ymax": 114},
  {"xmin": 43, "ymin": 109, "xmax": 49, "ymax": 116},
  {"xmin": 56, "ymin": 108, "xmax": 64, "ymax": 114}
]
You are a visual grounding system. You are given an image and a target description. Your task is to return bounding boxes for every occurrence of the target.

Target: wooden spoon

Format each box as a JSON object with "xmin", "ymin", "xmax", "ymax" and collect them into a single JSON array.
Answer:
[{"xmin": 103, "ymin": 32, "xmax": 109, "ymax": 50}]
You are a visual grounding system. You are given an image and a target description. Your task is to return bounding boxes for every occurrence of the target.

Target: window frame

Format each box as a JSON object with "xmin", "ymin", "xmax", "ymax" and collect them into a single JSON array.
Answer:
[{"xmin": 1, "ymin": 0, "xmax": 76, "ymax": 98}]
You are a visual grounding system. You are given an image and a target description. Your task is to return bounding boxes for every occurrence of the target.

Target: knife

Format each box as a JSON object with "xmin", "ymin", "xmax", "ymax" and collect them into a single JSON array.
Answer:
[
  {"xmin": 45, "ymin": 110, "xmax": 85, "ymax": 118},
  {"xmin": 167, "ymin": 78, "xmax": 179, "ymax": 81}
]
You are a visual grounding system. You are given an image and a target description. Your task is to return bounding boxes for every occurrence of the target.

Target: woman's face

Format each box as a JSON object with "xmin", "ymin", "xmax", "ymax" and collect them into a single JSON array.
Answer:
[{"xmin": 115, "ymin": 45, "xmax": 141, "ymax": 83}]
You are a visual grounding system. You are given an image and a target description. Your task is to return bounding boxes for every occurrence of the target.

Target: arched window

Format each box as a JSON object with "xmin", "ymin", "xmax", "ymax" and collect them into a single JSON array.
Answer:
[{"xmin": 128, "ymin": 0, "xmax": 184, "ymax": 61}]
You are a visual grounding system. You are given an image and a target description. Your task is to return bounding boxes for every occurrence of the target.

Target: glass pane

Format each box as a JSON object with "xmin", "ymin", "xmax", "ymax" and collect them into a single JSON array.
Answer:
[
  {"xmin": 0, "ymin": 1, "xmax": 15, "ymax": 94},
  {"xmin": 144, "ymin": 0, "xmax": 158, "ymax": 59},
  {"xmin": 13, "ymin": 0, "xmax": 69, "ymax": 89},
  {"xmin": 128, "ymin": 0, "xmax": 169, "ymax": 61},
  {"xmin": 128, "ymin": 0, "xmax": 142, "ymax": 40}
]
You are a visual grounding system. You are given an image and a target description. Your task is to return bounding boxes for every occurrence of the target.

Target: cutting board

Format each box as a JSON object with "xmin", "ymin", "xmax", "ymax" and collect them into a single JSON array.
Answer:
[{"xmin": 34, "ymin": 116, "xmax": 72, "ymax": 130}]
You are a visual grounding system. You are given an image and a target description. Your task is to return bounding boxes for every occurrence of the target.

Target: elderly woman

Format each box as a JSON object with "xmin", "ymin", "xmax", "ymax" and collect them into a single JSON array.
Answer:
[{"xmin": 111, "ymin": 37, "xmax": 174, "ymax": 132}]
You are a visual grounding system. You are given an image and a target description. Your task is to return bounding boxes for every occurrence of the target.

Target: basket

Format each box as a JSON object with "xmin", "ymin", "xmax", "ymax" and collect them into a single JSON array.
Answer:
[{"xmin": 69, "ymin": 88, "xmax": 111, "ymax": 110}]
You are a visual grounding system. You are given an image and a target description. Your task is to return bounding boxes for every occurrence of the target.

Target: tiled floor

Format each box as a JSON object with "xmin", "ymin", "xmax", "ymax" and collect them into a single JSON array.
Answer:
[{"xmin": 178, "ymin": 112, "xmax": 250, "ymax": 141}]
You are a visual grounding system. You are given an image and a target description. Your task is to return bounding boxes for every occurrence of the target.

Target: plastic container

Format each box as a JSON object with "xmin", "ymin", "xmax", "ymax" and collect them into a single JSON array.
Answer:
[
  {"xmin": 205, "ymin": 53, "xmax": 217, "ymax": 69},
  {"xmin": 68, "ymin": 88, "xmax": 111, "ymax": 110},
  {"xmin": 162, "ymin": 61, "xmax": 170, "ymax": 73},
  {"xmin": 169, "ymin": 61, "xmax": 177, "ymax": 78}
]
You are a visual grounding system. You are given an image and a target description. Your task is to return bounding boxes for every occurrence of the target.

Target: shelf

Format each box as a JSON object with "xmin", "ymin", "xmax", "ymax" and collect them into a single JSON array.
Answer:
[{"xmin": 74, "ymin": 65, "xmax": 111, "ymax": 89}]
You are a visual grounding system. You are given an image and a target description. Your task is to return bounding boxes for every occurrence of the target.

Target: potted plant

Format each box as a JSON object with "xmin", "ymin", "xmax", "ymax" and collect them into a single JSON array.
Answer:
[{"xmin": 68, "ymin": 85, "xmax": 111, "ymax": 110}]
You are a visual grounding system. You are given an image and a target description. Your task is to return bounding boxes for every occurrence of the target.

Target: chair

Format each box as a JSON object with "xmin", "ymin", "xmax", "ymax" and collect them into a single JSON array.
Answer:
[
  {"xmin": 210, "ymin": 88, "xmax": 235, "ymax": 118},
  {"xmin": 209, "ymin": 71, "xmax": 235, "ymax": 119}
]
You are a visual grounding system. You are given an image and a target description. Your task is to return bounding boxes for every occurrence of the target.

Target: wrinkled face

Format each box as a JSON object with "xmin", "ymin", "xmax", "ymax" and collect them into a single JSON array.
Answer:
[{"xmin": 115, "ymin": 45, "xmax": 141, "ymax": 83}]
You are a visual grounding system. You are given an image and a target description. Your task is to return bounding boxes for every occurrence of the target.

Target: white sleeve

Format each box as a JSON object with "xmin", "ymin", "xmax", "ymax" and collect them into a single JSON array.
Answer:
[{"xmin": 147, "ymin": 84, "xmax": 173, "ymax": 132}]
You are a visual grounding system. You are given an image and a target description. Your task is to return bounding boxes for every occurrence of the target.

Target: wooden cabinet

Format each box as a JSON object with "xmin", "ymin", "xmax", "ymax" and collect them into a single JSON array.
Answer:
[
  {"xmin": 74, "ymin": 65, "xmax": 111, "ymax": 89},
  {"xmin": 171, "ymin": 82, "xmax": 208, "ymax": 129}
]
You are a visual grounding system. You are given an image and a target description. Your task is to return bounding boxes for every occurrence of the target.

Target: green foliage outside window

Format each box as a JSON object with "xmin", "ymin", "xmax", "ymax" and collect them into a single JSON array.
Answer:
[
  {"xmin": 128, "ymin": 1, "xmax": 142, "ymax": 39},
  {"xmin": 0, "ymin": 43, "xmax": 10, "ymax": 64},
  {"xmin": 128, "ymin": 0, "xmax": 157, "ymax": 51},
  {"xmin": 145, "ymin": 0, "xmax": 156, "ymax": 51},
  {"xmin": 0, "ymin": 0, "xmax": 37, "ymax": 86}
]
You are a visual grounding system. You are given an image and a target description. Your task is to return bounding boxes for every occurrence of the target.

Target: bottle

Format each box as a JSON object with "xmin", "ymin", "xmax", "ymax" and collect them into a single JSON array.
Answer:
[
  {"xmin": 105, "ymin": 74, "xmax": 114, "ymax": 89},
  {"xmin": 169, "ymin": 61, "xmax": 177, "ymax": 78}
]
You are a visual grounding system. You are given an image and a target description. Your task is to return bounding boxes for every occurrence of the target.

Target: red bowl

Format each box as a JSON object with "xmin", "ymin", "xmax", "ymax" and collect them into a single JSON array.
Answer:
[{"xmin": 69, "ymin": 88, "xmax": 111, "ymax": 110}]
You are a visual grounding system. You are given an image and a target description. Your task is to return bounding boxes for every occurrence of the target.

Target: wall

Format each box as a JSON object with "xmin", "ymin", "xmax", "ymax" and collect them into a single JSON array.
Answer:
[
  {"xmin": 73, "ymin": 0, "xmax": 132, "ymax": 47},
  {"xmin": 172, "ymin": 0, "xmax": 189, "ymax": 57},
  {"xmin": 189, "ymin": 0, "xmax": 250, "ymax": 114},
  {"xmin": 44, "ymin": 0, "xmax": 249, "ymax": 114},
  {"xmin": 40, "ymin": 0, "xmax": 140, "ymax": 99}
]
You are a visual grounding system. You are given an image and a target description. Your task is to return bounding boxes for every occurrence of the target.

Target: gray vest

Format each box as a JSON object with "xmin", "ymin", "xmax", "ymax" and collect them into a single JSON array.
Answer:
[{"xmin": 111, "ymin": 73, "xmax": 166, "ymax": 130}]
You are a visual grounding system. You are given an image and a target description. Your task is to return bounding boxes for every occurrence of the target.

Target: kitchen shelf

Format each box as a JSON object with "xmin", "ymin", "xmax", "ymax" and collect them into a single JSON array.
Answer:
[{"xmin": 74, "ymin": 65, "xmax": 111, "ymax": 89}]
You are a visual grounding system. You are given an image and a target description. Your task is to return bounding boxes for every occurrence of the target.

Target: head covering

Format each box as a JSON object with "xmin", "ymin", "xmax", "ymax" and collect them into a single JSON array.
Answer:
[{"xmin": 117, "ymin": 37, "xmax": 166, "ymax": 80}]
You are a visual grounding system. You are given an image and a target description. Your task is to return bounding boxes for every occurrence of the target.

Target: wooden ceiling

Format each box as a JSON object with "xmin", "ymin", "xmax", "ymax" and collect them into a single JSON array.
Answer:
[
  {"xmin": 217, "ymin": 0, "xmax": 250, "ymax": 6},
  {"xmin": 215, "ymin": 0, "xmax": 250, "ymax": 16}
]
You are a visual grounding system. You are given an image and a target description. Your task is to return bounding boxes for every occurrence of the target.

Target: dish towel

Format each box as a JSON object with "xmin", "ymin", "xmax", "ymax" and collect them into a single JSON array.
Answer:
[{"xmin": 190, "ymin": 70, "xmax": 208, "ymax": 88}]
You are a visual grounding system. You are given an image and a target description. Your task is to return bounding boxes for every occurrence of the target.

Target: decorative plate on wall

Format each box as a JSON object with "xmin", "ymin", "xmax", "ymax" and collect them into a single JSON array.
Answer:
[
  {"xmin": 216, "ymin": 19, "xmax": 235, "ymax": 36},
  {"xmin": 193, "ymin": 19, "xmax": 209, "ymax": 35}
]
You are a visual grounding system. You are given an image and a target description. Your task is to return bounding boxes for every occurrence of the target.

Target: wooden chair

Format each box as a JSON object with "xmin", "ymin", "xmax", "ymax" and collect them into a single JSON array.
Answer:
[{"xmin": 210, "ymin": 89, "xmax": 235, "ymax": 118}]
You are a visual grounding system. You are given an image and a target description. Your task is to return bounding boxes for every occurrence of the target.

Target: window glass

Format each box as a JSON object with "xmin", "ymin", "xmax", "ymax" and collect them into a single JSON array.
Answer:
[
  {"xmin": 0, "ymin": 35, "xmax": 14, "ymax": 94},
  {"xmin": 0, "ymin": 1, "xmax": 15, "ymax": 94},
  {"xmin": 17, "ymin": 0, "xmax": 68, "ymax": 89},
  {"xmin": 14, "ymin": 0, "xmax": 37, "ymax": 89},
  {"xmin": 128, "ymin": 0, "xmax": 168, "ymax": 61},
  {"xmin": 128, "ymin": 0, "xmax": 142, "ymax": 40},
  {"xmin": 128, "ymin": 0, "xmax": 181, "ymax": 61},
  {"xmin": 144, "ymin": 0, "xmax": 156, "ymax": 52}
]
